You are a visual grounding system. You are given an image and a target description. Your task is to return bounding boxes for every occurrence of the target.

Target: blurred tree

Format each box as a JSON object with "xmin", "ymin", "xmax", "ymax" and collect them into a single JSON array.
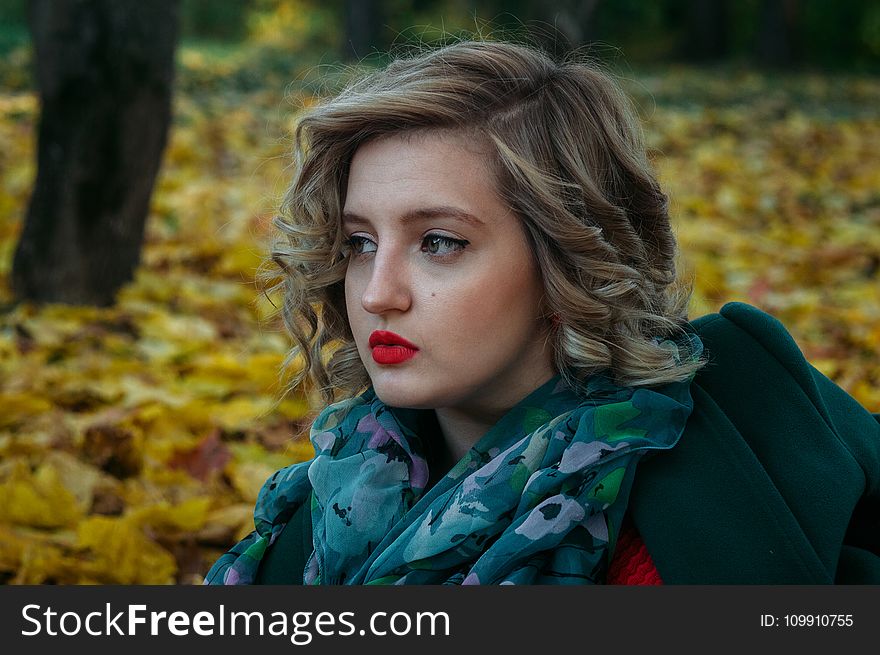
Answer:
[
  {"xmin": 756, "ymin": 0, "xmax": 799, "ymax": 67},
  {"xmin": 181, "ymin": 0, "xmax": 252, "ymax": 41},
  {"xmin": 344, "ymin": 0, "xmax": 385, "ymax": 59},
  {"xmin": 473, "ymin": 0, "xmax": 601, "ymax": 56},
  {"xmin": 0, "ymin": 0, "xmax": 28, "ymax": 54},
  {"xmin": 12, "ymin": 0, "xmax": 179, "ymax": 306},
  {"xmin": 532, "ymin": 0, "xmax": 601, "ymax": 52},
  {"xmin": 683, "ymin": 0, "xmax": 729, "ymax": 61}
]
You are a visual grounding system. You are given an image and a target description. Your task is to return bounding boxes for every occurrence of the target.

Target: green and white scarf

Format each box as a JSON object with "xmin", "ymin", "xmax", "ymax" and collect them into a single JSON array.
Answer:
[{"xmin": 206, "ymin": 331, "xmax": 703, "ymax": 585}]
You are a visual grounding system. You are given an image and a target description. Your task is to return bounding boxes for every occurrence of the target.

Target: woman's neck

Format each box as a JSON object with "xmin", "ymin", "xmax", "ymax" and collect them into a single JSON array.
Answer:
[
  {"xmin": 432, "ymin": 406, "xmax": 503, "ymax": 465},
  {"xmin": 427, "ymin": 371, "xmax": 559, "ymax": 484}
]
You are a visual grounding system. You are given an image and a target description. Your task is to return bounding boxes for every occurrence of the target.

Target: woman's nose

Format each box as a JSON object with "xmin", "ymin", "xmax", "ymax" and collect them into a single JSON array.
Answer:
[{"xmin": 360, "ymin": 248, "xmax": 412, "ymax": 315}]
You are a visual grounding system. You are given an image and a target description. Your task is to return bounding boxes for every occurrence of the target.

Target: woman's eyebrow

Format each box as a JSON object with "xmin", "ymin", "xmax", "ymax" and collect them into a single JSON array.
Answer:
[{"xmin": 342, "ymin": 206, "xmax": 485, "ymax": 228}]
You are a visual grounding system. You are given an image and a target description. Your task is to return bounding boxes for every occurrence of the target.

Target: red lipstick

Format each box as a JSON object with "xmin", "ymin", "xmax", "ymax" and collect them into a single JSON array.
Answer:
[{"xmin": 369, "ymin": 330, "xmax": 419, "ymax": 365}]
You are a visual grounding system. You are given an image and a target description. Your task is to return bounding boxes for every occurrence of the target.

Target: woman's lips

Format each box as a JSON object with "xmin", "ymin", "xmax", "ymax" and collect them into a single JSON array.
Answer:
[
  {"xmin": 369, "ymin": 330, "xmax": 419, "ymax": 365},
  {"xmin": 371, "ymin": 345, "xmax": 418, "ymax": 365}
]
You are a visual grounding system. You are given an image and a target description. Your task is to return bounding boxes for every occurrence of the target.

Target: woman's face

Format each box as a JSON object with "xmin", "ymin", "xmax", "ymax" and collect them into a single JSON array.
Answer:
[{"xmin": 342, "ymin": 131, "xmax": 555, "ymax": 415}]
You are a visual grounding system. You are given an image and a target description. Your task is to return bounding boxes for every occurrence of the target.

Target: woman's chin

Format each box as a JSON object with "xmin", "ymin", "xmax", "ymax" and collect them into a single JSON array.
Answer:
[{"xmin": 369, "ymin": 375, "xmax": 439, "ymax": 410}]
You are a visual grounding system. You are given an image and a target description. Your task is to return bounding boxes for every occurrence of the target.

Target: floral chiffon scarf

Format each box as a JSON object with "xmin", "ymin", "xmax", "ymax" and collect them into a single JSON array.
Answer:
[{"xmin": 206, "ymin": 331, "xmax": 703, "ymax": 585}]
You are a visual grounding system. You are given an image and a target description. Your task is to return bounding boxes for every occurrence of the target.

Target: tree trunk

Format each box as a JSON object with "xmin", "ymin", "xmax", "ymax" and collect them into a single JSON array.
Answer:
[
  {"xmin": 343, "ymin": 0, "xmax": 383, "ymax": 60},
  {"xmin": 756, "ymin": 0, "xmax": 800, "ymax": 67},
  {"xmin": 523, "ymin": 0, "xmax": 602, "ymax": 56},
  {"xmin": 683, "ymin": 0, "xmax": 729, "ymax": 61},
  {"xmin": 12, "ymin": 0, "xmax": 179, "ymax": 307}
]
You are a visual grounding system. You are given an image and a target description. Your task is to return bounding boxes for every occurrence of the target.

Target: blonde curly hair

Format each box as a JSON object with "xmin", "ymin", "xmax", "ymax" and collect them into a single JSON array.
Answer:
[{"xmin": 269, "ymin": 39, "xmax": 708, "ymax": 405}]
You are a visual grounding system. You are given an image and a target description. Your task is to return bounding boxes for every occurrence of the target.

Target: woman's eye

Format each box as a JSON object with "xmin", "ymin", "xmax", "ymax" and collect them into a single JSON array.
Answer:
[
  {"xmin": 345, "ymin": 235, "xmax": 376, "ymax": 255},
  {"xmin": 421, "ymin": 234, "xmax": 468, "ymax": 256}
]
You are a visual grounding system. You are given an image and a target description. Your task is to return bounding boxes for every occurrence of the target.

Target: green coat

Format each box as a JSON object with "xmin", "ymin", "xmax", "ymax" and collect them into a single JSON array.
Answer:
[
  {"xmin": 631, "ymin": 301, "xmax": 880, "ymax": 583},
  {"xmin": 253, "ymin": 302, "xmax": 880, "ymax": 584}
]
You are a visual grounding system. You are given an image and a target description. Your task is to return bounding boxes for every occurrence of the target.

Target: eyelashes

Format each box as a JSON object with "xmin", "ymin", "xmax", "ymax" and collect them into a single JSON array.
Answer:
[
  {"xmin": 344, "ymin": 233, "xmax": 469, "ymax": 259},
  {"xmin": 343, "ymin": 235, "xmax": 374, "ymax": 256},
  {"xmin": 422, "ymin": 234, "xmax": 469, "ymax": 256}
]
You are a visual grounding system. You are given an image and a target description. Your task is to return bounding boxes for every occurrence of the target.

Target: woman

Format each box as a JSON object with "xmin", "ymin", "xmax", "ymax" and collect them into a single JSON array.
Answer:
[{"xmin": 206, "ymin": 40, "xmax": 880, "ymax": 585}]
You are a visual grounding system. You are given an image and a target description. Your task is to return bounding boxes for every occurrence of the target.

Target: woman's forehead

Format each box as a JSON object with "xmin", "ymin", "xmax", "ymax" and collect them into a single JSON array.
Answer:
[{"xmin": 342, "ymin": 132, "xmax": 505, "ymax": 222}]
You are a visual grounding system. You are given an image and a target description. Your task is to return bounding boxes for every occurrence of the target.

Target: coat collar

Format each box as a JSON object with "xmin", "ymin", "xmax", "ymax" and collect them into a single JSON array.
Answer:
[{"xmin": 629, "ymin": 381, "xmax": 832, "ymax": 584}]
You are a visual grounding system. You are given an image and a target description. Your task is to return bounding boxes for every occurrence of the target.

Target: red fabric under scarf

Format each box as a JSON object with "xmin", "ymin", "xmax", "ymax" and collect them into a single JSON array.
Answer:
[{"xmin": 606, "ymin": 519, "xmax": 663, "ymax": 585}]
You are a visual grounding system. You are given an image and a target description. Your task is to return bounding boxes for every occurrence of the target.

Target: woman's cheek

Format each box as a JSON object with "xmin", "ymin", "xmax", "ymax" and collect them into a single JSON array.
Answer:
[{"xmin": 436, "ymin": 285, "xmax": 503, "ymax": 346}]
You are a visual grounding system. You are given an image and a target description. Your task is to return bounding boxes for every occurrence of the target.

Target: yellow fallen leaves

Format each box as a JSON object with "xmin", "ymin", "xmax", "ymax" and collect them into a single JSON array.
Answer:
[
  {"xmin": 1, "ymin": 64, "xmax": 879, "ymax": 585},
  {"xmin": 0, "ymin": 453, "xmax": 232, "ymax": 584},
  {"xmin": 76, "ymin": 516, "xmax": 178, "ymax": 585},
  {"xmin": 0, "ymin": 456, "xmax": 182, "ymax": 583},
  {"xmin": 0, "ymin": 459, "xmax": 82, "ymax": 529},
  {"xmin": 0, "ymin": 393, "xmax": 54, "ymax": 430},
  {"xmin": 636, "ymin": 69, "xmax": 880, "ymax": 409},
  {"xmin": 0, "ymin": 284, "xmax": 313, "ymax": 583}
]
